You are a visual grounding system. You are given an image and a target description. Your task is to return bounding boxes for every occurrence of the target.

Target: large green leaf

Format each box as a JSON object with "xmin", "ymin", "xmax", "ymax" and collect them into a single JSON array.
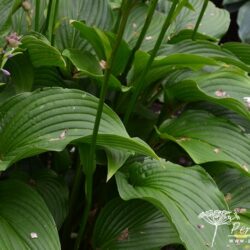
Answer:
[
  {"xmin": 10, "ymin": 169, "xmax": 69, "ymax": 229},
  {"xmin": 0, "ymin": 88, "xmax": 157, "ymax": 170},
  {"xmin": 129, "ymin": 50, "xmax": 219, "ymax": 87},
  {"xmin": 124, "ymin": 0, "xmax": 229, "ymax": 51},
  {"xmin": 62, "ymin": 48, "xmax": 123, "ymax": 90},
  {"xmin": 160, "ymin": 0, "xmax": 230, "ymax": 38},
  {"xmin": 166, "ymin": 68, "xmax": 250, "ymax": 119},
  {"xmin": 213, "ymin": 167, "xmax": 250, "ymax": 246},
  {"xmin": 124, "ymin": 4, "xmax": 165, "ymax": 51},
  {"xmin": 0, "ymin": 180, "xmax": 60, "ymax": 249},
  {"xmin": 222, "ymin": 42, "xmax": 250, "ymax": 65},
  {"xmin": 93, "ymin": 198, "xmax": 180, "ymax": 249},
  {"xmin": 158, "ymin": 39, "xmax": 250, "ymax": 72},
  {"xmin": 237, "ymin": 1, "xmax": 250, "ymax": 43},
  {"xmin": 116, "ymin": 158, "xmax": 233, "ymax": 250},
  {"xmin": 214, "ymin": 168, "xmax": 250, "ymax": 212},
  {"xmin": 159, "ymin": 110, "xmax": 250, "ymax": 173},
  {"xmin": 20, "ymin": 34, "xmax": 66, "ymax": 68},
  {"xmin": 55, "ymin": 0, "xmax": 113, "ymax": 51},
  {"xmin": 63, "ymin": 49, "xmax": 102, "ymax": 77},
  {"xmin": 70, "ymin": 21, "xmax": 131, "ymax": 76}
]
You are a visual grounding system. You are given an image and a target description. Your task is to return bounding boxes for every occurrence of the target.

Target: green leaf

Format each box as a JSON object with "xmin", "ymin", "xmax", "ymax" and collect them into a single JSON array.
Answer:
[
  {"xmin": 237, "ymin": 1, "xmax": 250, "ymax": 43},
  {"xmin": 159, "ymin": 110, "xmax": 250, "ymax": 173},
  {"xmin": 124, "ymin": 4, "xmax": 165, "ymax": 51},
  {"xmin": 0, "ymin": 180, "xmax": 60, "ymax": 249},
  {"xmin": 33, "ymin": 67, "xmax": 65, "ymax": 88},
  {"xmin": 71, "ymin": 21, "xmax": 131, "ymax": 76},
  {"xmin": 105, "ymin": 148, "xmax": 130, "ymax": 181},
  {"xmin": 213, "ymin": 167, "xmax": 250, "ymax": 246},
  {"xmin": 20, "ymin": 34, "xmax": 66, "ymax": 68},
  {"xmin": 129, "ymin": 50, "xmax": 219, "ymax": 87},
  {"xmin": 124, "ymin": 0, "xmax": 229, "ymax": 51},
  {"xmin": 168, "ymin": 29, "xmax": 217, "ymax": 44},
  {"xmin": 63, "ymin": 48, "xmax": 103, "ymax": 77},
  {"xmin": 93, "ymin": 198, "xmax": 180, "ymax": 249},
  {"xmin": 10, "ymin": 169, "xmax": 69, "ymax": 229},
  {"xmin": 158, "ymin": 39, "xmax": 250, "ymax": 72},
  {"xmin": 222, "ymin": 42, "xmax": 250, "ymax": 65},
  {"xmin": 167, "ymin": 68, "xmax": 250, "ymax": 119},
  {"xmin": 161, "ymin": 0, "xmax": 230, "ymax": 38},
  {"xmin": 62, "ymin": 48, "xmax": 124, "ymax": 90},
  {"xmin": 0, "ymin": 87, "xmax": 157, "ymax": 170},
  {"xmin": 0, "ymin": 0, "xmax": 22, "ymax": 37},
  {"xmin": 70, "ymin": 20, "xmax": 111, "ymax": 60},
  {"xmin": 214, "ymin": 168, "xmax": 250, "ymax": 211},
  {"xmin": 55, "ymin": 0, "xmax": 113, "ymax": 51},
  {"xmin": 5, "ymin": 52, "xmax": 34, "ymax": 93},
  {"xmin": 116, "ymin": 158, "xmax": 233, "ymax": 250}
]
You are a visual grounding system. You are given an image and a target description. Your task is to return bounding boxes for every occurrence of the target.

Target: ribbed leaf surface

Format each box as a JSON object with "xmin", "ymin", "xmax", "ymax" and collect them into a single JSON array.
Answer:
[
  {"xmin": 159, "ymin": 110, "xmax": 250, "ymax": 172},
  {"xmin": 0, "ymin": 88, "xmax": 156, "ymax": 170},
  {"xmin": 167, "ymin": 68, "xmax": 250, "ymax": 119},
  {"xmin": 158, "ymin": 0, "xmax": 230, "ymax": 37},
  {"xmin": 11, "ymin": 169, "xmax": 69, "ymax": 229},
  {"xmin": 55, "ymin": 0, "xmax": 113, "ymax": 51},
  {"xmin": 0, "ymin": 180, "xmax": 60, "ymax": 249},
  {"xmin": 0, "ymin": 0, "xmax": 21, "ymax": 37},
  {"xmin": 214, "ymin": 167, "xmax": 250, "ymax": 246},
  {"xmin": 71, "ymin": 21, "xmax": 131, "ymax": 76},
  {"xmin": 215, "ymin": 168, "xmax": 250, "ymax": 212},
  {"xmin": 124, "ymin": 0, "xmax": 229, "ymax": 51},
  {"xmin": 93, "ymin": 198, "xmax": 180, "ymax": 249},
  {"xmin": 62, "ymin": 48, "xmax": 122, "ymax": 90},
  {"xmin": 222, "ymin": 42, "xmax": 250, "ymax": 65},
  {"xmin": 158, "ymin": 39, "xmax": 250, "ymax": 72},
  {"xmin": 116, "ymin": 158, "xmax": 233, "ymax": 250},
  {"xmin": 129, "ymin": 50, "xmax": 219, "ymax": 87},
  {"xmin": 21, "ymin": 35, "xmax": 66, "ymax": 68}
]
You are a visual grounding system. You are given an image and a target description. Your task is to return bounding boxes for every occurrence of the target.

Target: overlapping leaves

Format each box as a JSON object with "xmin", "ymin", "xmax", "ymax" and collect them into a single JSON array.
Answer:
[
  {"xmin": 159, "ymin": 110, "xmax": 250, "ymax": 173},
  {"xmin": 10, "ymin": 169, "xmax": 69, "ymax": 229},
  {"xmin": 0, "ymin": 88, "xmax": 157, "ymax": 170},
  {"xmin": 166, "ymin": 68, "xmax": 250, "ymax": 119},
  {"xmin": 123, "ymin": 0, "xmax": 230, "ymax": 51},
  {"xmin": 116, "ymin": 158, "xmax": 233, "ymax": 250},
  {"xmin": 93, "ymin": 198, "xmax": 180, "ymax": 250},
  {"xmin": 0, "ymin": 180, "xmax": 60, "ymax": 249}
]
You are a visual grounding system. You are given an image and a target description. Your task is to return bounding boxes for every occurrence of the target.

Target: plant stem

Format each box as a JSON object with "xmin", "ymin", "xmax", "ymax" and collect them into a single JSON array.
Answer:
[
  {"xmin": 44, "ymin": 0, "xmax": 59, "ymax": 44},
  {"xmin": 74, "ymin": 1, "xmax": 133, "ymax": 249},
  {"xmin": 123, "ymin": 0, "xmax": 180, "ymax": 125},
  {"xmin": 192, "ymin": 0, "xmax": 209, "ymax": 40},
  {"xmin": 35, "ymin": 0, "xmax": 41, "ymax": 32},
  {"xmin": 211, "ymin": 225, "xmax": 218, "ymax": 247},
  {"xmin": 121, "ymin": 0, "xmax": 159, "ymax": 80},
  {"xmin": 113, "ymin": 0, "xmax": 125, "ymax": 33}
]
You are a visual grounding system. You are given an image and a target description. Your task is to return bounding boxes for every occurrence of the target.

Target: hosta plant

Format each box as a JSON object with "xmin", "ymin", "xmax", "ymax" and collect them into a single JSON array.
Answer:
[{"xmin": 0, "ymin": 0, "xmax": 249, "ymax": 249}]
